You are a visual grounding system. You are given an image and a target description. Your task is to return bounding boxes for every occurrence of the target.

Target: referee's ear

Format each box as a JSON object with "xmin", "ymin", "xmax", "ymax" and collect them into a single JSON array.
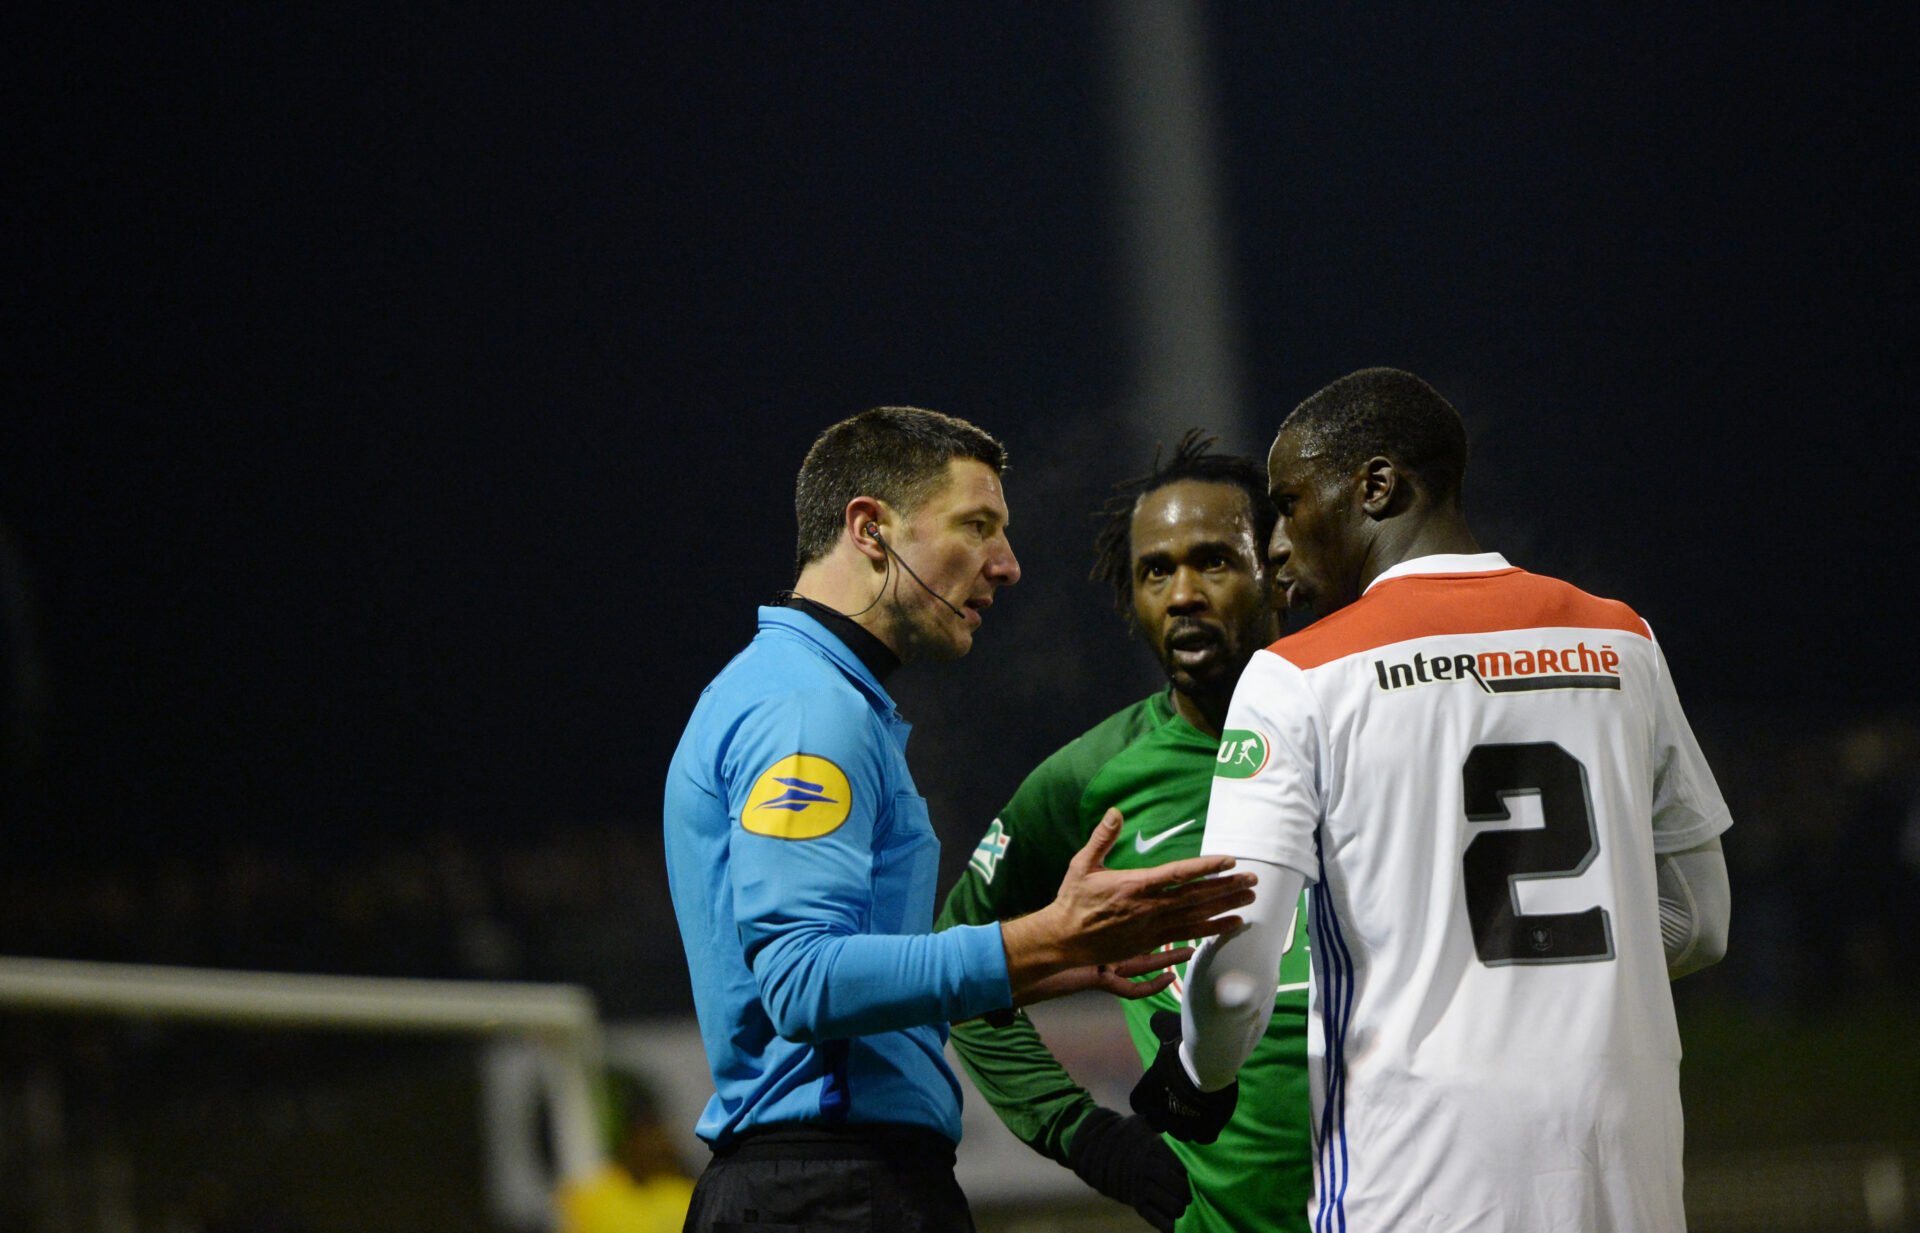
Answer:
[{"xmin": 843, "ymin": 496, "xmax": 889, "ymax": 565}]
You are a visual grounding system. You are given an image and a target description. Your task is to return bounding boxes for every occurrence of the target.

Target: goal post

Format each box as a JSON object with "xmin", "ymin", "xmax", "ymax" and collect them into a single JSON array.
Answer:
[{"xmin": 0, "ymin": 954, "xmax": 607, "ymax": 1203}]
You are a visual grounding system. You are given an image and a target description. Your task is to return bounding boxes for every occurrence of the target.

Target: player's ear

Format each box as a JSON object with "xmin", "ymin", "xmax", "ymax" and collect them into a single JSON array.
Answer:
[{"xmin": 1358, "ymin": 456, "xmax": 1405, "ymax": 518}]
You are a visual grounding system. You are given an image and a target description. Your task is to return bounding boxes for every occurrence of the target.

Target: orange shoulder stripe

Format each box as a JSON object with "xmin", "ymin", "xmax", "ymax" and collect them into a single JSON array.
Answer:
[{"xmin": 1273, "ymin": 569, "xmax": 1650, "ymax": 670}]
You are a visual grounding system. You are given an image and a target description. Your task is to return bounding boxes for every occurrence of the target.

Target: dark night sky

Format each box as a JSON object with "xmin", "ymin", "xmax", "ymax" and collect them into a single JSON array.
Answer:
[{"xmin": 4, "ymin": 5, "xmax": 1915, "ymax": 867}]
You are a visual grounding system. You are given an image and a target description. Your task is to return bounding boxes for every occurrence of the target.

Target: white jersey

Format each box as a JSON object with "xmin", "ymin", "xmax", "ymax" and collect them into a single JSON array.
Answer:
[{"xmin": 1203, "ymin": 554, "xmax": 1731, "ymax": 1233}]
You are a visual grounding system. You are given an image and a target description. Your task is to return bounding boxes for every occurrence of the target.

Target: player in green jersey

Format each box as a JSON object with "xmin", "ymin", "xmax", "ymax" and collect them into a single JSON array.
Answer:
[{"xmin": 937, "ymin": 432, "xmax": 1311, "ymax": 1233}]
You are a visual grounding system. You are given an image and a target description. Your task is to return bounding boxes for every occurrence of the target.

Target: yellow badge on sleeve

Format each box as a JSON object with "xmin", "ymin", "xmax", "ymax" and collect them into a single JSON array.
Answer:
[{"xmin": 741, "ymin": 754, "xmax": 853, "ymax": 839}]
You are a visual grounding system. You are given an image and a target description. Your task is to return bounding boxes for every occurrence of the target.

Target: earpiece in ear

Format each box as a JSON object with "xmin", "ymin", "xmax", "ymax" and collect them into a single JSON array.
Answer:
[{"xmin": 864, "ymin": 525, "xmax": 882, "ymax": 540}]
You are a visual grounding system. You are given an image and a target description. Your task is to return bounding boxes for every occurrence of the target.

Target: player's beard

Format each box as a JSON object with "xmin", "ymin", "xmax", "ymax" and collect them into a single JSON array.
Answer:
[{"xmin": 1157, "ymin": 619, "xmax": 1256, "ymax": 722}]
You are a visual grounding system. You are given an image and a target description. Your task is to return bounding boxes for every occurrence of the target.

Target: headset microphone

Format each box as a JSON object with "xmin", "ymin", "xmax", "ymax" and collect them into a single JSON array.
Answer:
[{"xmin": 865, "ymin": 525, "xmax": 969, "ymax": 621}]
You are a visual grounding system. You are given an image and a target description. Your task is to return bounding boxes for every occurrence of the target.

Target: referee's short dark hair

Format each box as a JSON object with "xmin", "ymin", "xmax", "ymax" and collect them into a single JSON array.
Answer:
[
  {"xmin": 793, "ymin": 407, "xmax": 1007, "ymax": 577},
  {"xmin": 1091, "ymin": 429, "xmax": 1276, "ymax": 624},
  {"xmin": 1281, "ymin": 368, "xmax": 1469, "ymax": 505}
]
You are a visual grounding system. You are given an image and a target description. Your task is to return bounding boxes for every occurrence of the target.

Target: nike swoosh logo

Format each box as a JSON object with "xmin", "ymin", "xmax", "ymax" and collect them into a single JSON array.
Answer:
[{"xmin": 1134, "ymin": 818, "xmax": 1198, "ymax": 853}]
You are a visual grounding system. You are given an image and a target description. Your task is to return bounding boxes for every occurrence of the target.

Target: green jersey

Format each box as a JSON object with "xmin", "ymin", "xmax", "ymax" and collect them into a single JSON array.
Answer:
[{"xmin": 937, "ymin": 692, "xmax": 1311, "ymax": 1233}]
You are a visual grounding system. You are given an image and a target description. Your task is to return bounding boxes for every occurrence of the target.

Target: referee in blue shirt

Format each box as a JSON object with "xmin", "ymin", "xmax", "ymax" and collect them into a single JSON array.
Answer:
[{"xmin": 665, "ymin": 407, "xmax": 1257, "ymax": 1232}]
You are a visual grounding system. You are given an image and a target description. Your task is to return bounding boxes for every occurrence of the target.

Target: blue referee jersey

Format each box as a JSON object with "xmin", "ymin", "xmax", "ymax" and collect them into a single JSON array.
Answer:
[{"xmin": 664, "ymin": 606, "xmax": 1011, "ymax": 1145}]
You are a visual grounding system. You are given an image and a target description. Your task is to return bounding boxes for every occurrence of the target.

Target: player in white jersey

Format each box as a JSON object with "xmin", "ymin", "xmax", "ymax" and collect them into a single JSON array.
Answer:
[{"xmin": 1130, "ymin": 368, "xmax": 1733, "ymax": 1232}]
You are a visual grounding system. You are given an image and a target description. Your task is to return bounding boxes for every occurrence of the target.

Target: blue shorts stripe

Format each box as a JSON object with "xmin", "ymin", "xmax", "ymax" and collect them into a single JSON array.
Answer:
[{"xmin": 1311, "ymin": 866, "xmax": 1356, "ymax": 1233}]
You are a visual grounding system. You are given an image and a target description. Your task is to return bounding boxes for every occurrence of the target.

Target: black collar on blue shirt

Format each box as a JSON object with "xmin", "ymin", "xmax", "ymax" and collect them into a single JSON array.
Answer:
[{"xmin": 773, "ymin": 592, "xmax": 901, "ymax": 683}]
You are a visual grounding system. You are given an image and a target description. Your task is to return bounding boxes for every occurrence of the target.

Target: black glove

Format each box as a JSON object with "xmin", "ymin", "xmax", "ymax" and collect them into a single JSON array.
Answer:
[
  {"xmin": 1065, "ymin": 1106, "xmax": 1191, "ymax": 1233},
  {"xmin": 1129, "ymin": 1010, "xmax": 1237, "ymax": 1145}
]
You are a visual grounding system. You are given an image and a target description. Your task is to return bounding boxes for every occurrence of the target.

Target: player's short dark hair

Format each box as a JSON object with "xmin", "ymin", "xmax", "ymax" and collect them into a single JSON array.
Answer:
[
  {"xmin": 793, "ymin": 406, "xmax": 1008, "ymax": 576},
  {"xmin": 1280, "ymin": 368, "xmax": 1468, "ymax": 504},
  {"xmin": 1091, "ymin": 429, "xmax": 1276, "ymax": 622}
]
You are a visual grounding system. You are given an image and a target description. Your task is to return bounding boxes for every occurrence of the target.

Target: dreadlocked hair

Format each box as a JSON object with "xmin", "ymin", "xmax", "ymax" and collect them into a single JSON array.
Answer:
[{"xmin": 1090, "ymin": 428, "xmax": 1275, "ymax": 625}]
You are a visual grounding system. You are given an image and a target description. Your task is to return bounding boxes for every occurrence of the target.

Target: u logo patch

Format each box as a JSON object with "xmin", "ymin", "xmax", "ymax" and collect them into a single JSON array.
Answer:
[
  {"xmin": 742, "ymin": 754, "xmax": 853, "ymax": 839},
  {"xmin": 1214, "ymin": 729, "xmax": 1271, "ymax": 779}
]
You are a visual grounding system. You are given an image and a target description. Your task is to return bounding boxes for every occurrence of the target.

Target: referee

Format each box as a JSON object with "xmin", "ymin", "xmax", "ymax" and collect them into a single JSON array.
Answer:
[{"xmin": 664, "ymin": 407, "xmax": 1257, "ymax": 1232}]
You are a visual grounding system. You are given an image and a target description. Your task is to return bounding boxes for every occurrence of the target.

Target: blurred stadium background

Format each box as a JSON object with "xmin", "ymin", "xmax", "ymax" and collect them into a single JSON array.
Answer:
[{"xmin": 4, "ymin": 3, "xmax": 1915, "ymax": 1230}]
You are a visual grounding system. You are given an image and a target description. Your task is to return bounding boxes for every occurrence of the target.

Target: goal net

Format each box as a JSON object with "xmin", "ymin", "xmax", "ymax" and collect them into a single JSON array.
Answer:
[{"xmin": 0, "ymin": 955, "xmax": 605, "ymax": 1233}]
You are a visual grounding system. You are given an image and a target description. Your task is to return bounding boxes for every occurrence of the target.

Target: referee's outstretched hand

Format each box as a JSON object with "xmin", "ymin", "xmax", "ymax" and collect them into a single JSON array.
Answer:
[
  {"xmin": 1131, "ymin": 1010, "xmax": 1238, "ymax": 1144},
  {"xmin": 1066, "ymin": 1106, "xmax": 1191, "ymax": 1233},
  {"xmin": 1001, "ymin": 809, "xmax": 1255, "ymax": 1003}
]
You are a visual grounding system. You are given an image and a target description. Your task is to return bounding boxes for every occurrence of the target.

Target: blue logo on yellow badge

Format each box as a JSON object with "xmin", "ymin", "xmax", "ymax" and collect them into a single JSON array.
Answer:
[{"xmin": 742, "ymin": 755, "xmax": 853, "ymax": 839}]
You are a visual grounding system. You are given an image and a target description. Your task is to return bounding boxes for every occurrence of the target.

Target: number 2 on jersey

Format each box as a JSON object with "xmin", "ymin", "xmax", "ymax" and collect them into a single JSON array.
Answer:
[{"xmin": 1461, "ymin": 742, "xmax": 1615, "ymax": 966}]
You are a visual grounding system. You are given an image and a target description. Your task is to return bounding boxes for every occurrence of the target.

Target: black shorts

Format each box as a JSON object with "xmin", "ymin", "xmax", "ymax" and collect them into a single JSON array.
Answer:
[{"xmin": 683, "ymin": 1122, "xmax": 974, "ymax": 1233}]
